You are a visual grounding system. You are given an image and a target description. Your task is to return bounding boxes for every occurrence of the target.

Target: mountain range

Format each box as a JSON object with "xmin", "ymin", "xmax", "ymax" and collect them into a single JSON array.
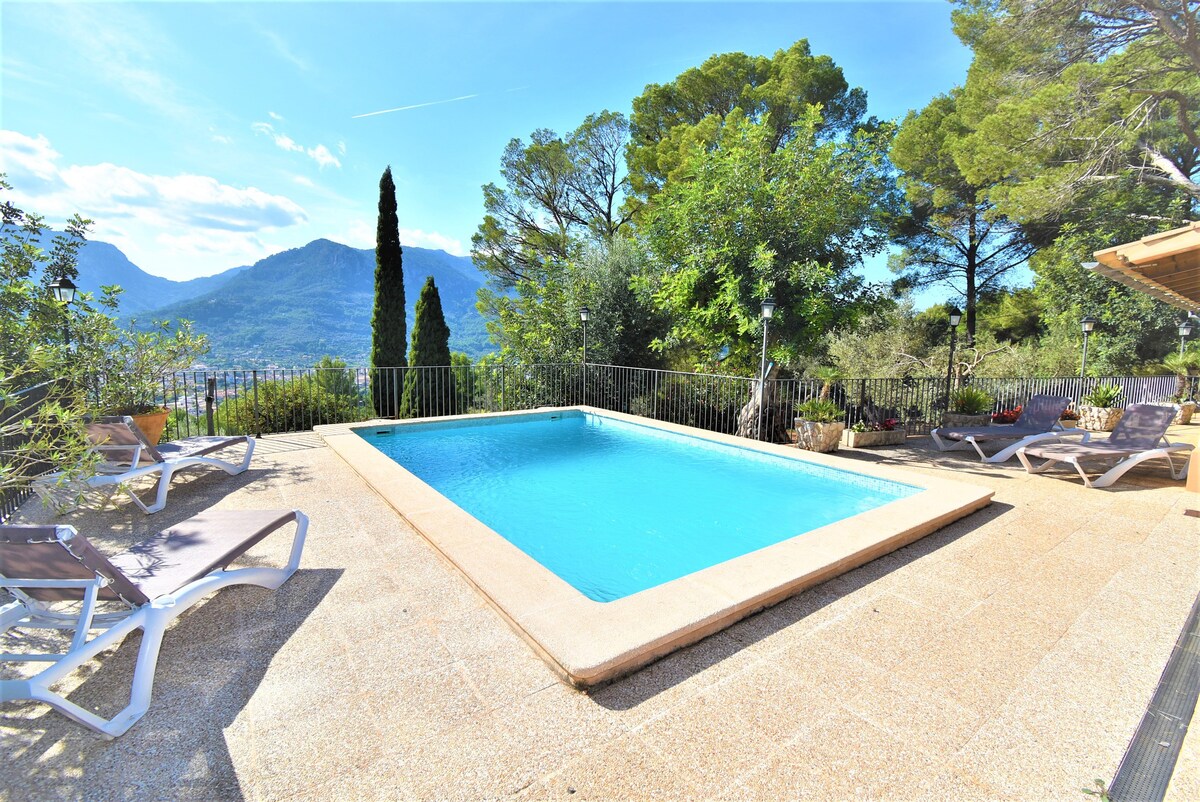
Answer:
[{"xmin": 73, "ymin": 238, "xmax": 495, "ymax": 366}]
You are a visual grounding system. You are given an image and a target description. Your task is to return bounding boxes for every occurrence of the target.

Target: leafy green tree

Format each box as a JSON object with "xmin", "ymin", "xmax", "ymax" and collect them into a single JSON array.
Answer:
[
  {"xmin": 1028, "ymin": 230, "xmax": 1179, "ymax": 374},
  {"xmin": 627, "ymin": 39, "xmax": 869, "ymax": 199},
  {"xmin": 370, "ymin": 166, "xmax": 406, "ymax": 416},
  {"xmin": 642, "ymin": 110, "xmax": 893, "ymax": 373},
  {"xmin": 400, "ymin": 277, "xmax": 457, "ymax": 418},
  {"xmin": 1, "ymin": 177, "xmax": 90, "ymax": 373},
  {"xmin": 313, "ymin": 355, "xmax": 360, "ymax": 398},
  {"xmin": 477, "ymin": 238, "xmax": 666, "ymax": 367},
  {"xmin": 0, "ymin": 180, "xmax": 98, "ymax": 495},
  {"xmin": 472, "ymin": 111, "xmax": 633, "ymax": 287},
  {"xmin": 952, "ymin": 0, "xmax": 1200, "ymax": 218},
  {"xmin": 889, "ymin": 90, "xmax": 1036, "ymax": 340}
]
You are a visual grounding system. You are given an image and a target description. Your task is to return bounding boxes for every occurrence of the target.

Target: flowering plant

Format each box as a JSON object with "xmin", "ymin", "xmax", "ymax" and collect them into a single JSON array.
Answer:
[
  {"xmin": 1059, "ymin": 408, "xmax": 1080, "ymax": 421},
  {"xmin": 849, "ymin": 417, "xmax": 899, "ymax": 432},
  {"xmin": 991, "ymin": 406, "xmax": 1022, "ymax": 424}
]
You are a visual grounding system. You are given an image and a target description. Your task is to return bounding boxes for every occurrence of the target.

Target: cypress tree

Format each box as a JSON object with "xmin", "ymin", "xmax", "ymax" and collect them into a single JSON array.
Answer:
[
  {"xmin": 370, "ymin": 166, "xmax": 406, "ymax": 416},
  {"xmin": 399, "ymin": 276, "xmax": 456, "ymax": 418}
]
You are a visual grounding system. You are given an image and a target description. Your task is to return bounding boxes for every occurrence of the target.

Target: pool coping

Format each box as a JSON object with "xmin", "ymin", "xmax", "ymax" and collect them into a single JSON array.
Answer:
[{"xmin": 316, "ymin": 407, "xmax": 994, "ymax": 688}]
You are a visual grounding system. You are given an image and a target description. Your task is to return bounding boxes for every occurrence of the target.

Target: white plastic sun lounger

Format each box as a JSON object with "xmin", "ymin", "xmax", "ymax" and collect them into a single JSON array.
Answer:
[
  {"xmin": 0, "ymin": 509, "xmax": 309, "ymax": 737},
  {"xmin": 34, "ymin": 416, "xmax": 255, "ymax": 514},
  {"xmin": 931, "ymin": 394, "xmax": 1077, "ymax": 463},
  {"xmin": 1016, "ymin": 403, "xmax": 1193, "ymax": 488}
]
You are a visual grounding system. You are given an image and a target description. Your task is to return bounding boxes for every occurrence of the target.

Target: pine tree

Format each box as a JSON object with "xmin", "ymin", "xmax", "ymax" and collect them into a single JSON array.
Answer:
[
  {"xmin": 370, "ymin": 166, "xmax": 406, "ymax": 416},
  {"xmin": 399, "ymin": 277, "xmax": 456, "ymax": 418}
]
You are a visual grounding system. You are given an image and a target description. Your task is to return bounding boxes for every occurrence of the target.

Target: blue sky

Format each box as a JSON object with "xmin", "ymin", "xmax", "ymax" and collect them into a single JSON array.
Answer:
[{"xmin": 1, "ymin": 0, "xmax": 971, "ymax": 288}]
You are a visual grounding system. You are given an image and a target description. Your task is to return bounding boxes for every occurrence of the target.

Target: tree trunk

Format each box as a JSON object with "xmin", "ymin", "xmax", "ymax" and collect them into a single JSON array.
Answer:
[{"xmin": 735, "ymin": 363, "xmax": 788, "ymax": 442}]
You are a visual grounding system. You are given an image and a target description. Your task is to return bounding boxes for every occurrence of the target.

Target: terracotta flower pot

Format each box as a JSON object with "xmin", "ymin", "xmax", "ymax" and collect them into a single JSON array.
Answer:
[
  {"xmin": 1058, "ymin": 419, "xmax": 1079, "ymax": 429},
  {"xmin": 1078, "ymin": 405, "xmax": 1124, "ymax": 432},
  {"xmin": 129, "ymin": 408, "xmax": 171, "ymax": 445},
  {"xmin": 794, "ymin": 419, "xmax": 844, "ymax": 453}
]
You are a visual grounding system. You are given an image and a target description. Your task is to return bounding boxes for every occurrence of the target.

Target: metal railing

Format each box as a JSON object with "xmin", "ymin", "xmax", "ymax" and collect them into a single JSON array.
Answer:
[
  {"xmin": 1, "ymin": 380, "xmax": 59, "ymax": 521},
  {"xmin": 156, "ymin": 364, "xmax": 1182, "ymax": 440}
]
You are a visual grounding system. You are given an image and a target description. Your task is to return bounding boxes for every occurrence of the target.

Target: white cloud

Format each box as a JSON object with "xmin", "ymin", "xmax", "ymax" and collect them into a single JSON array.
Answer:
[
  {"xmin": 268, "ymin": 111, "xmax": 284, "ymax": 121},
  {"xmin": 399, "ymin": 227, "xmax": 468, "ymax": 256},
  {"xmin": 0, "ymin": 131, "xmax": 63, "ymax": 185},
  {"xmin": 337, "ymin": 140, "xmax": 347, "ymax": 156},
  {"xmin": 262, "ymin": 30, "xmax": 310, "ymax": 73},
  {"xmin": 0, "ymin": 130, "xmax": 308, "ymax": 279},
  {"xmin": 293, "ymin": 175, "xmax": 315, "ymax": 188},
  {"xmin": 342, "ymin": 219, "xmax": 375, "ymax": 250},
  {"xmin": 252, "ymin": 121, "xmax": 341, "ymax": 169},
  {"xmin": 211, "ymin": 133, "xmax": 234, "ymax": 145}
]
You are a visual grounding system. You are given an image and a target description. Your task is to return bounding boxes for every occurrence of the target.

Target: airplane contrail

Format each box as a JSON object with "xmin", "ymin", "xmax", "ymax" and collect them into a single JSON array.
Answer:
[{"xmin": 352, "ymin": 94, "xmax": 479, "ymax": 119}]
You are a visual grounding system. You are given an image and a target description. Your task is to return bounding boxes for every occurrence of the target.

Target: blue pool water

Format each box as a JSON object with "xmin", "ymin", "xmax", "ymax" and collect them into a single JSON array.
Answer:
[{"xmin": 357, "ymin": 411, "xmax": 920, "ymax": 602}]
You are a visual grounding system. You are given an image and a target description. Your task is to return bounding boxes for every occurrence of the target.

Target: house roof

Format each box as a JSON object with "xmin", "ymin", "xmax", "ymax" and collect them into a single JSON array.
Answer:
[{"xmin": 1090, "ymin": 222, "xmax": 1200, "ymax": 310}]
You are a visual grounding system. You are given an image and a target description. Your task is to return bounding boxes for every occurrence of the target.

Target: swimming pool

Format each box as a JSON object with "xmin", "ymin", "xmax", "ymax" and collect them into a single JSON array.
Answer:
[
  {"xmin": 319, "ymin": 407, "xmax": 993, "ymax": 687},
  {"xmin": 356, "ymin": 411, "xmax": 919, "ymax": 602}
]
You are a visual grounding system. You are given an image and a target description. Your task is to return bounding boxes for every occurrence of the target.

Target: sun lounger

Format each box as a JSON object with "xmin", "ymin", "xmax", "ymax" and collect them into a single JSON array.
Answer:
[
  {"xmin": 34, "ymin": 416, "xmax": 255, "ymax": 514},
  {"xmin": 0, "ymin": 508, "xmax": 309, "ymax": 737},
  {"xmin": 1016, "ymin": 403, "xmax": 1193, "ymax": 488},
  {"xmin": 931, "ymin": 394, "xmax": 1075, "ymax": 463}
]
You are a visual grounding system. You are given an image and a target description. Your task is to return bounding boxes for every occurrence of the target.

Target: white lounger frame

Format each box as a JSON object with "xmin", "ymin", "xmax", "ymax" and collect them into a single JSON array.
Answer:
[
  {"xmin": 931, "ymin": 426, "xmax": 1090, "ymax": 463},
  {"xmin": 1016, "ymin": 441, "xmax": 1193, "ymax": 488},
  {"xmin": 33, "ymin": 437, "xmax": 255, "ymax": 514},
  {"xmin": 0, "ymin": 512, "xmax": 308, "ymax": 738}
]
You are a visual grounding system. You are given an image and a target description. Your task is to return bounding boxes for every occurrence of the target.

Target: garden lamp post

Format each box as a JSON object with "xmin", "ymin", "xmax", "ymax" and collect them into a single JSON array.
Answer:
[
  {"xmin": 48, "ymin": 276, "xmax": 77, "ymax": 345},
  {"xmin": 1080, "ymin": 315, "xmax": 1097, "ymax": 378},
  {"xmin": 1180, "ymin": 317, "xmax": 1194, "ymax": 357},
  {"xmin": 945, "ymin": 307, "xmax": 962, "ymax": 408},
  {"xmin": 756, "ymin": 297, "xmax": 776, "ymax": 441},
  {"xmin": 579, "ymin": 306, "xmax": 590, "ymax": 406}
]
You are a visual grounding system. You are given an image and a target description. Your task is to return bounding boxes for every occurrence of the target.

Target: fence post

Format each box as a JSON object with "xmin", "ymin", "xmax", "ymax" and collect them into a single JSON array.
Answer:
[
  {"xmin": 252, "ymin": 369, "xmax": 261, "ymax": 438},
  {"xmin": 205, "ymin": 376, "xmax": 216, "ymax": 436}
]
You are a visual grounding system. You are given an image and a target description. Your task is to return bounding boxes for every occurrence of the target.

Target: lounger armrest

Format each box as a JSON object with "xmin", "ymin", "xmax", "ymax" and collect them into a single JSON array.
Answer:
[{"xmin": 90, "ymin": 443, "xmax": 144, "ymax": 471}]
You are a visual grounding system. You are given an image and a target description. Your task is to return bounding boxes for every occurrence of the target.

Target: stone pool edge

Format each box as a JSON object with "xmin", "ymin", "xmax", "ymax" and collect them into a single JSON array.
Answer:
[{"xmin": 316, "ymin": 407, "xmax": 994, "ymax": 688}]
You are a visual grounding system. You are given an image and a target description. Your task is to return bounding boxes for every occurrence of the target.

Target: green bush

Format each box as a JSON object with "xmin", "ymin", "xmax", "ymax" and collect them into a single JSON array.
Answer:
[
  {"xmin": 949, "ymin": 386, "xmax": 993, "ymax": 415},
  {"xmin": 794, "ymin": 398, "xmax": 843, "ymax": 423},
  {"xmin": 218, "ymin": 377, "xmax": 368, "ymax": 434},
  {"xmin": 1081, "ymin": 384, "xmax": 1123, "ymax": 408}
]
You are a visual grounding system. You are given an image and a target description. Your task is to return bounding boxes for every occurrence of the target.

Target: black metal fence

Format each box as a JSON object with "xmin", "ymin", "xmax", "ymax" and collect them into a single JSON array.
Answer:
[
  {"xmin": 158, "ymin": 364, "xmax": 1181, "ymax": 440},
  {"xmin": 1, "ymin": 380, "xmax": 58, "ymax": 520}
]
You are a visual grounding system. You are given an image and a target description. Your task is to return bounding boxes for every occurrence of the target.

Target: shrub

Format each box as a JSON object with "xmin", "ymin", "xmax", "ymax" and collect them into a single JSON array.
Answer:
[
  {"xmin": 795, "ymin": 398, "xmax": 843, "ymax": 423},
  {"xmin": 849, "ymin": 417, "xmax": 899, "ymax": 432},
  {"xmin": 991, "ymin": 406, "xmax": 1022, "ymax": 424},
  {"xmin": 1081, "ymin": 384, "xmax": 1122, "ymax": 408},
  {"xmin": 218, "ymin": 376, "xmax": 368, "ymax": 434},
  {"xmin": 949, "ymin": 386, "xmax": 993, "ymax": 415}
]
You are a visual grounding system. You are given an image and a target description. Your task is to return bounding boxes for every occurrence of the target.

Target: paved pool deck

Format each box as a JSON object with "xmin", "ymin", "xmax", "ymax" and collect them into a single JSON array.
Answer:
[{"xmin": 2, "ymin": 423, "xmax": 1198, "ymax": 801}]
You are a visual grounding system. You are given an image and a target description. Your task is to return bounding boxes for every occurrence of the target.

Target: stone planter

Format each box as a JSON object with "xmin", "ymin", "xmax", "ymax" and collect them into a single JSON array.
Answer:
[
  {"xmin": 1058, "ymin": 419, "xmax": 1079, "ymax": 429},
  {"xmin": 1171, "ymin": 402, "xmax": 1196, "ymax": 425},
  {"xmin": 795, "ymin": 419, "xmax": 845, "ymax": 453},
  {"xmin": 1079, "ymin": 405, "xmax": 1124, "ymax": 432},
  {"xmin": 842, "ymin": 429, "xmax": 906, "ymax": 448},
  {"xmin": 941, "ymin": 412, "xmax": 990, "ymax": 428}
]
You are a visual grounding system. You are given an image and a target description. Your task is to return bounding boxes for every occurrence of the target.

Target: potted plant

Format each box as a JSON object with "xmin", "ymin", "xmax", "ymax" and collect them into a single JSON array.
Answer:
[
  {"xmin": 842, "ymin": 417, "xmax": 905, "ymax": 448},
  {"xmin": 942, "ymin": 386, "xmax": 993, "ymax": 428},
  {"xmin": 1078, "ymin": 384, "xmax": 1124, "ymax": 431},
  {"xmin": 1161, "ymin": 349, "xmax": 1199, "ymax": 424},
  {"xmin": 72, "ymin": 295, "xmax": 209, "ymax": 444},
  {"xmin": 1058, "ymin": 408, "xmax": 1081, "ymax": 429},
  {"xmin": 794, "ymin": 398, "xmax": 845, "ymax": 452}
]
